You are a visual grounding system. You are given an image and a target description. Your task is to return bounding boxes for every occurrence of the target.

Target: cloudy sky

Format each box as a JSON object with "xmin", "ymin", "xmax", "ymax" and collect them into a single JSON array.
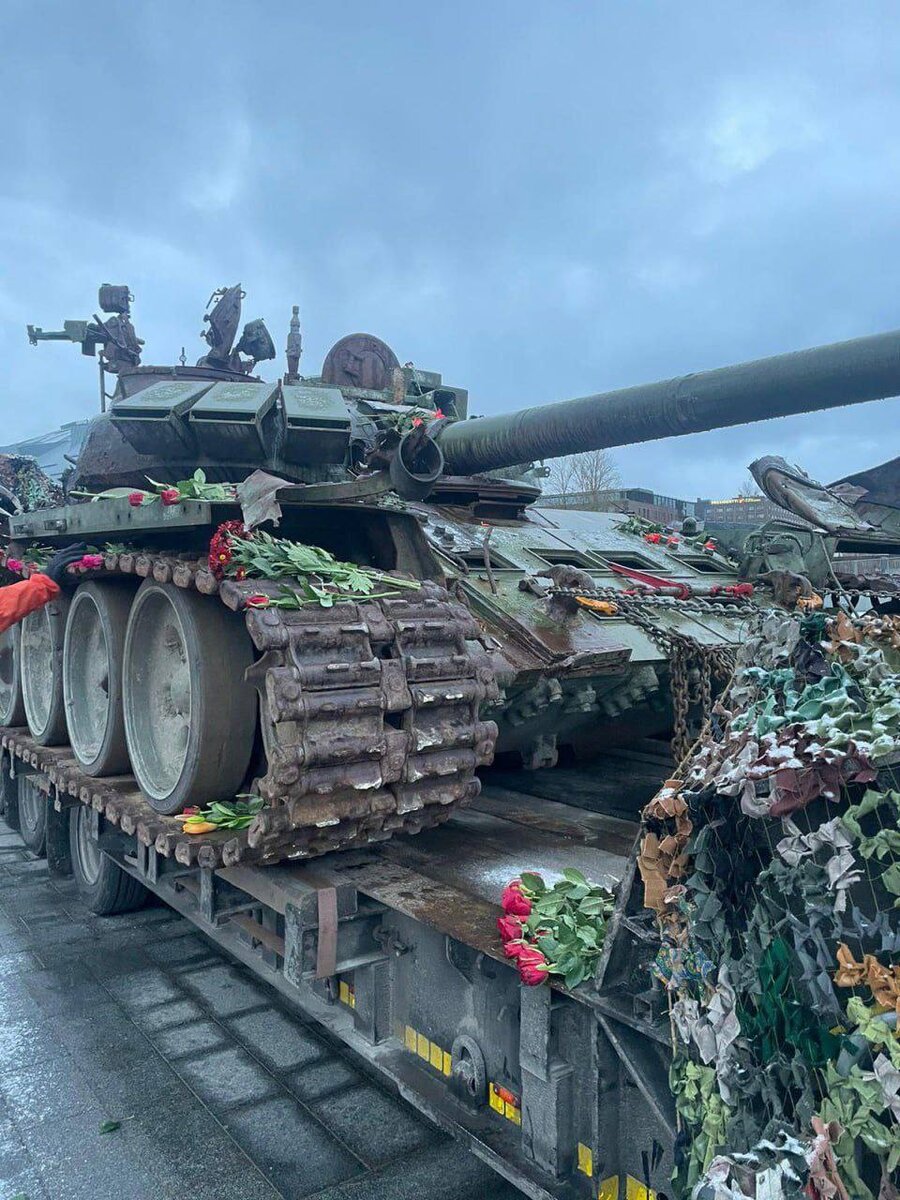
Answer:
[{"xmin": 2, "ymin": 1, "xmax": 899, "ymax": 499}]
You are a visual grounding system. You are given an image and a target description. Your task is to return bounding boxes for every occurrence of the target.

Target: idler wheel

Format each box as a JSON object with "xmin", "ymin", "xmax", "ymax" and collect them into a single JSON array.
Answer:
[
  {"xmin": 0, "ymin": 626, "xmax": 25, "ymax": 727},
  {"xmin": 63, "ymin": 581, "xmax": 137, "ymax": 776},
  {"xmin": 122, "ymin": 581, "xmax": 256, "ymax": 815},
  {"xmin": 21, "ymin": 593, "xmax": 70, "ymax": 745}
]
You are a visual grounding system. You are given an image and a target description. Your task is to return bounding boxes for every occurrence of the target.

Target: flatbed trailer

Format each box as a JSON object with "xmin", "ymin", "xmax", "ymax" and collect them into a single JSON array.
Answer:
[{"xmin": 0, "ymin": 729, "xmax": 674, "ymax": 1200}]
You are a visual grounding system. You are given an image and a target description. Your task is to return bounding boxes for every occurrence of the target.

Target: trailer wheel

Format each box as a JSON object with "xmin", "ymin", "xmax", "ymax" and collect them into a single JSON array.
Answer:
[
  {"xmin": 17, "ymin": 774, "xmax": 46, "ymax": 855},
  {"xmin": 63, "ymin": 581, "xmax": 136, "ymax": 776},
  {"xmin": 69, "ymin": 805, "xmax": 147, "ymax": 915},
  {"xmin": 122, "ymin": 582, "xmax": 256, "ymax": 815},
  {"xmin": 0, "ymin": 626, "xmax": 25, "ymax": 727},
  {"xmin": 21, "ymin": 594, "xmax": 70, "ymax": 745}
]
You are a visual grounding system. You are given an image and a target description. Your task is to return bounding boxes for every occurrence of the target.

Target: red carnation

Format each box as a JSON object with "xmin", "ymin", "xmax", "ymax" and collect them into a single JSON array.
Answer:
[
  {"xmin": 517, "ymin": 945, "xmax": 550, "ymax": 986},
  {"xmin": 432, "ymin": 408, "xmax": 444, "ymax": 420},
  {"xmin": 497, "ymin": 914, "xmax": 524, "ymax": 944},
  {"xmin": 160, "ymin": 488, "xmax": 181, "ymax": 506},
  {"xmin": 501, "ymin": 880, "xmax": 532, "ymax": 918},
  {"xmin": 128, "ymin": 492, "xmax": 145, "ymax": 507}
]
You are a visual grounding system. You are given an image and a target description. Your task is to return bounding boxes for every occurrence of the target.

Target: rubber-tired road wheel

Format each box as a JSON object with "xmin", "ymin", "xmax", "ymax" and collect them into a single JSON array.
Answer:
[
  {"xmin": 63, "ymin": 581, "xmax": 136, "ymax": 776},
  {"xmin": 21, "ymin": 593, "xmax": 71, "ymax": 745},
  {"xmin": 17, "ymin": 774, "xmax": 46, "ymax": 855},
  {"xmin": 69, "ymin": 805, "xmax": 147, "ymax": 915},
  {"xmin": 122, "ymin": 581, "xmax": 256, "ymax": 815},
  {"xmin": 0, "ymin": 626, "xmax": 25, "ymax": 727}
]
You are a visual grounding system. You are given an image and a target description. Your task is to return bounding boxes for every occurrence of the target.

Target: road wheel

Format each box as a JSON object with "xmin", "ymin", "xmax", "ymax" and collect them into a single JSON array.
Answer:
[
  {"xmin": 0, "ymin": 626, "xmax": 25, "ymax": 727},
  {"xmin": 17, "ymin": 774, "xmax": 46, "ymax": 855},
  {"xmin": 122, "ymin": 582, "xmax": 256, "ymax": 815},
  {"xmin": 69, "ymin": 805, "xmax": 147, "ymax": 915},
  {"xmin": 21, "ymin": 593, "xmax": 70, "ymax": 745},
  {"xmin": 63, "ymin": 581, "xmax": 136, "ymax": 776}
]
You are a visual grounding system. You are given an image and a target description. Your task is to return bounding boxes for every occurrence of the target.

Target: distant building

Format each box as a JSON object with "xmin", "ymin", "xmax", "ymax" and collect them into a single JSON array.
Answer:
[
  {"xmin": 0, "ymin": 421, "xmax": 92, "ymax": 482},
  {"xmin": 695, "ymin": 495, "xmax": 784, "ymax": 525},
  {"xmin": 537, "ymin": 487, "xmax": 697, "ymax": 525}
]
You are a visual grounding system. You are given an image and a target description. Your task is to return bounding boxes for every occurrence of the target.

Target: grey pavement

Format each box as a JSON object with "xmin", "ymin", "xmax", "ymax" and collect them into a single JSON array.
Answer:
[{"xmin": 0, "ymin": 819, "xmax": 521, "ymax": 1200}]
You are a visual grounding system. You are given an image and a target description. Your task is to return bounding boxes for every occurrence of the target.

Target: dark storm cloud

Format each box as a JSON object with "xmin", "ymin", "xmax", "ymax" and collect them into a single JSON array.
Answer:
[{"xmin": 2, "ymin": 1, "xmax": 899, "ymax": 499}]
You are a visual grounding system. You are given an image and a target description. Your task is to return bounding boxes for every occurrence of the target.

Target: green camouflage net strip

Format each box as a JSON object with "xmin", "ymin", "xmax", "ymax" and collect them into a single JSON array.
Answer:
[{"xmin": 638, "ymin": 607, "xmax": 900, "ymax": 1199}]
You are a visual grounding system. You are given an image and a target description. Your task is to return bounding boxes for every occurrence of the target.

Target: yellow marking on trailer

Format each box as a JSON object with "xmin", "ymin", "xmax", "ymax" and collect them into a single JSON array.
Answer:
[
  {"xmin": 339, "ymin": 981, "xmax": 350, "ymax": 1005},
  {"xmin": 577, "ymin": 1143, "xmax": 593, "ymax": 1177},
  {"xmin": 430, "ymin": 1042, "xmax": 443, "ymax": 1071},
  {"xmin": 489, "ymin": 1083, "xmax": 505, "ymax": 1115},
  {"xmin": 626, "ymin": 1177, "xmax": 654, "ymax": 1200},
  {"xmin": 505, "ymin": 1101, "xmax": 521, "ymax": 1125},
  {"xmin": 442, "ymin": 1051, "xmax": 452, "ymax": 1077},
  {"xmin": 405, "ymin": 1025, "xmax": 417, "ymax": 1053},
  {"xmin": 416, "ymin": 1032, "xmax": 430, "ymax": 1061},
  {"xmin": 598, "ymin": 1175, "xmax": 619, "ymax": 1200}
]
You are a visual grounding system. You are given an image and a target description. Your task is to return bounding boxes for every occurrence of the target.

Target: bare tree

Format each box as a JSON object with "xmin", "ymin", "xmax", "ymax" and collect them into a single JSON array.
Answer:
[
  {"xmin": 572, "ymin": 449, "xmax": 620, "ymax": 502},
  {"xmin": 545, "ymin": 454, "xmax": 579, "ymax": 503},
  {"xmin": 737, "ymin": 473, "xmax": 762, "ymax": 500}
]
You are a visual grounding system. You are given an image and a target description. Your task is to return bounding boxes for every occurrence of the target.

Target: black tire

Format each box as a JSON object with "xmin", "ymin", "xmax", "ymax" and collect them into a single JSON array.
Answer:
[
  {"xmin": 17, "ymin": 774, "xmax": 46, "ymax": 855},
  {"xmin": 63, "ymin": 580, "xmax": 136, "ymax": 776},
  {"xmin": 21, "ymin": 592, "xmax": 71, "ymax": 745},
  {"xmin": 0, "ymin": 626, "xmax": 25, "ymax": 727},
  {"xmin": 122, "ymin": 581, "xmax": 256, "ymax": 815},
  {"xmin": 69, "ymin": 805, "xmax": 147, "ymax": 915}
]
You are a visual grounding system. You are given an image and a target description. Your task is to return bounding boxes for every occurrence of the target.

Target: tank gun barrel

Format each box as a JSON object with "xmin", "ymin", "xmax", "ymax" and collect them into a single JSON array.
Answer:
[{"xmin": 438, "ymin": 327, "xmax": 900, "ymax": 475}]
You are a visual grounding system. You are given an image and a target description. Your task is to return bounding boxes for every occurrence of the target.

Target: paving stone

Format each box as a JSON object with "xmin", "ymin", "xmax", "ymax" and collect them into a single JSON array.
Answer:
[
  {"xmin": 284, "ymin": 1056, "xmax": 365, "ymax": 1103},
  {"xmin": 229, "ymin": 1008, "xmax": 330, "ymax": 1072},
  {"xmin": 0, "ymin": 1014, "xmax": 63, "ymax": 1069},
  {"xmin": 77, "ymin": 1046, "xmax": 185, "ymax": 1113},
  {"xmin": 308, "ymin": 1081, "xmax": 437, "ymax": 1168},
  {"xmin": 1, "ymin": 1161, "xmax": 50, "ymax": 1199},
  {"xmin": 0, "ymin": 1111, "xmax": 30, "ymax": 1182},
  {"xmin": 78, "ymin": 943, "xmax": 151, "ymax": 979},
  {"xmin": 222, "ymin": 1095, "xmax": 365, "ymax": 1198},
  {"xmin": 0, "ymin": 1052, "xmax": 99, "ymax": 1127},
  {"xmin": 145, "ymin": 930, "xmax": 224, "ymax": 968},
  {"xmin": 125, "ymin": 996, "xmax": 207, "ymax": 1033},
  {"xmin": 181, "ymin": 963, "xmax": 274, "ymax": 1016},
  {"xmin": 152, "ymin": 1018, "xmax": 230, "ymax": 1060},
  {"xmin": 317, "ymin": 1138, "xmax": 526, "ymax": 1200},
  {"xmin": 175, "ymin": 1045, "xmax": 281, "ymax": 1110},
  {"xmin": 100, "ymin": 968, "xmax": 184, "ymax": 1009},
  {"xmin": 22, "ymin": 963, "xmax": 116, "ymax": 1017},
  {"xmin": 25, "ymin": 1107, "xmax": 157, "ymax": 1200},
  {"xmin": 0, "ymin": 950, "xmax": 44, "ymax": 978},
  {"xmin": 120, "ymin": 1087, "xmax": 283, "ymax": 1200}
]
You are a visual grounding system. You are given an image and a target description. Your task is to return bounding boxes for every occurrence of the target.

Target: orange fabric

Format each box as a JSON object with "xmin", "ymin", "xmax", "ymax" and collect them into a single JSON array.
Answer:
[{"xmin": 0, "ymin": 574, "xmax": 59, "ymax": 634}]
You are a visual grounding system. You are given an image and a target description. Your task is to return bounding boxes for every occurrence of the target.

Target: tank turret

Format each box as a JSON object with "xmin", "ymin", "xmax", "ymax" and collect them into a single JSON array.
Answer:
[{"xmin": 437, "ymin": 328, "xmax": 900, "ymax": 475}]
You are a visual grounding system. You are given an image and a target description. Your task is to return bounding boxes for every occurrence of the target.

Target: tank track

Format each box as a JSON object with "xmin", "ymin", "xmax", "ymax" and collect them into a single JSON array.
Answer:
[{"xmin": 1, "ymin": 551, "xmax": 499, "ymax": 869}]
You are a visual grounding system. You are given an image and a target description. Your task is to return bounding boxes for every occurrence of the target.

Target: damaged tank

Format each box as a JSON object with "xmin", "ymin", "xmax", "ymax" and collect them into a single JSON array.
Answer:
[{"xmin": 5, "ymin": 284, "xmax": 900, "ymax": 876}]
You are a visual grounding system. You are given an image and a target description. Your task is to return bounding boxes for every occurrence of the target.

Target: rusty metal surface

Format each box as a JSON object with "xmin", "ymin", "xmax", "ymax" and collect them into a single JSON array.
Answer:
[{"xmin": 321, "ymin": 333, "xmax": 400, "ymax": 390}]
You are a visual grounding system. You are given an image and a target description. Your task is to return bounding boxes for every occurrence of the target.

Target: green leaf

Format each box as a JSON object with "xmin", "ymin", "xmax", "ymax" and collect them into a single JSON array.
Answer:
[
  {"xmin": 98, "ymin": 1120, "xmax": 121, "ymax": 1134},
  {"xmin": 193, "ymin": 468, "xmax": 207, "ymax": 484},
  {"xmin": 537, "ymin": 935, "xmax": 560, "ymax": 958},
  {"xmin": 562, "ymin": 868, "xmax": 588, "ymax": 887},
  {"xmin": 578, "ymin": 896, "xmax": 608, "ymax": 916},
  {"xmin": 520, "ymin": 872, "xmax": 546, "ymax": 895},
  {"xmin": 576, "ymin": 927, "xmax": 599, "ymax": 948},
  {"xmin": 564, "ymin": 961, "xmax": 588, "ymax": 990}
]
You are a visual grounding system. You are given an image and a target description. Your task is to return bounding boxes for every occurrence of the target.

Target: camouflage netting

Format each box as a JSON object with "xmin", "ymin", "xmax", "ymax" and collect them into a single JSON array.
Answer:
[
  {"xmin": 0, "ymin": 454, "xmax": 62, "ymax": 511},
  {"xmin": 639, "ymin": 607, "xmax": 900, "ymax": 1199}
]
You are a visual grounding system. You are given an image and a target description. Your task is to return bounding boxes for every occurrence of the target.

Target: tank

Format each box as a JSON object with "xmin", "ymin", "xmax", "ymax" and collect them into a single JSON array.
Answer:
[{"xmin": 7, "ymin": 283, "xmax": 900, "ymax": 872}]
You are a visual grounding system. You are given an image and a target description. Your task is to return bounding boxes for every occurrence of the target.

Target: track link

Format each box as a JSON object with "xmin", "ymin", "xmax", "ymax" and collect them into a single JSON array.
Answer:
[{"xmin": 0, "ymin": 552, "xmax": 499, "ymax": 868}]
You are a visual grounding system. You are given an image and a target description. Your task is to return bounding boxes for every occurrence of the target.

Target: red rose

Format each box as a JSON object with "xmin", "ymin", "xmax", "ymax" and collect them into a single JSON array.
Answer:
[
  {"xmin": 244, "ymin": 594, "xmax": 271, "ymax": 609},
  {"xmin": 128, "ymin": 492, "xmax": 145, "ymax": 507},
  {"xmin": 432, "ymin": 408, "xmax": 445, "ymax": 420},
  {"xmin": 80, "ymin": 554, "xmax": 104, "ymax": 570},
  {"xmin": 411, "ymin": 416, "xmax": 423, "ymax": 427},
  {"xmin": 704, "ymin": 539, "xmax": 717, "ymax": 551},
  {"xmin": 501, "ymin": 880, "xmax": 532, "ymax": 918},
  {"xmin": 5, "ymin": 558, "xmax": 23, "ymax": 574},
  {"xmin": 160, "ymin": 488, "xmax": 181, "ymax": 506},
  {"xmin": 643, "ymin": 532, "xmax": 662, "ymax": 544},
  {"xmin": 517, "ymin": 945, "xmax": 550, "ymax": 986},
  {"xmin": 497, "ymin": 914, "xmax": 524, "ymax": 943},
  {"xmin": 503, "ymin": 938, "xmax": 528, "ymax": 961}
]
